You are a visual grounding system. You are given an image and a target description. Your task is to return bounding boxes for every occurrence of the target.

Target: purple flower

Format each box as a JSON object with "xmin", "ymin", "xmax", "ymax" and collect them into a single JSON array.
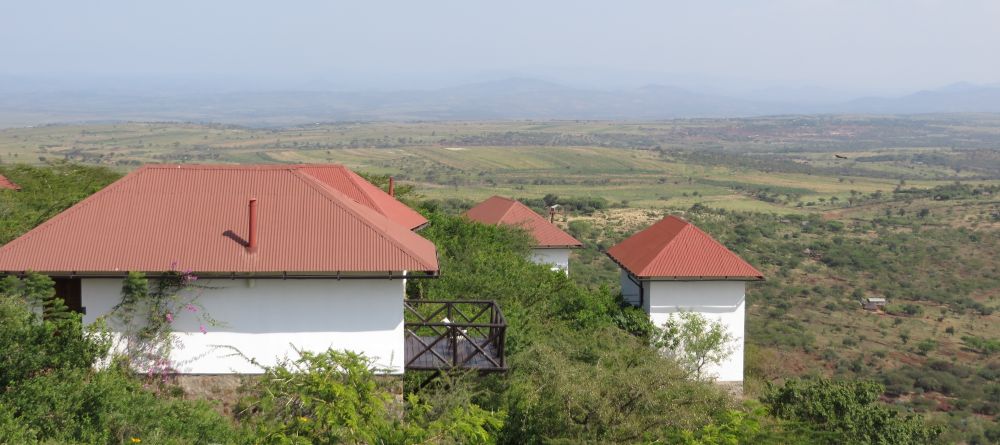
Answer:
[{"xmin": 165, "ymin": 313, "xmax": 173, "ymax": 323}]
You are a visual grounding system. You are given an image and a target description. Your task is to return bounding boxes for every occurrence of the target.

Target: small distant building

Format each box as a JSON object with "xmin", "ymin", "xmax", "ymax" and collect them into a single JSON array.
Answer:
[
  {"xmin": 465, "ymin": 196, "xmax": 582, "ymax": 274},
  {"xmin": 0, "ymin": 173, "xmax": 20, "ymax": 190},
  {"xmin": 607, "ymin": 216, "xmax": 764, "ymax": 384},
  {"xmin": 862, "ymin": 297, "xmax": 887, "ymax": 311}
]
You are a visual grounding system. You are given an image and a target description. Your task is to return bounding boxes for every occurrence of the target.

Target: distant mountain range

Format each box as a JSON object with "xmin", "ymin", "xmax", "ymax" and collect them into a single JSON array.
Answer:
[{"xmin": 2, "ymin": 77, "xmax": 1000, "ymax": 127}]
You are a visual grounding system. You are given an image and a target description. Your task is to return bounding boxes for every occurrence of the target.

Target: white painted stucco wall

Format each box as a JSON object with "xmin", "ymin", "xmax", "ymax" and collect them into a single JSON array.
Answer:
[
  {"xmin": 81, "ymin": 278, "xmax": 405, "ymax": 374},
  {"xmin": 530, "ymin": 248, "xmax": 571, "ymax": 274},
  {"xmin": 645, "ymin": 280, "xmax": 746, "ymax": 382}
]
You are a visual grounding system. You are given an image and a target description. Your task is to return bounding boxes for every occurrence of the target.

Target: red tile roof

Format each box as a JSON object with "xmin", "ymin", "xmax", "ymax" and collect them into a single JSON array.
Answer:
[
  {"xmin": 0, "ymin": 164, "xmax": 438, "ymax": 275},
  {"xmin": 464, "ymin": 196, "xmax": 582, "ymax": 248},
  {"xmin": 607, "ymin": 216, "xmax": 763, "ymax": 280},
  {"xmin": 0, "ymin": 174, "xmax": 20, "ymax": 190}
]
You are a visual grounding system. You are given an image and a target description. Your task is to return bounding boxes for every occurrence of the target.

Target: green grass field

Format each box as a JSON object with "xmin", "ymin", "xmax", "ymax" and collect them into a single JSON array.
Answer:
[{"xmin": 4, "ymin": 118, "xmax": 996, "ymax": 215}]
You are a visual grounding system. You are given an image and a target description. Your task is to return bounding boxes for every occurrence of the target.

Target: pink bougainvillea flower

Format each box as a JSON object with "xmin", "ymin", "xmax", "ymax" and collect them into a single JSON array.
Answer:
[
  {"xmin": 165, "ymin": 313, "xmax": 173, "ymax": 323},
  {"xmin": 199, "ymin": 325, "xmax": 207, "ymax": 334},
  {"xmin": 169, "ymin": 261, "xmax": 178, "ymax": 271},
  {"xmin": 185, "ymin": 304, "xmax": 198, "ymax": 313}
]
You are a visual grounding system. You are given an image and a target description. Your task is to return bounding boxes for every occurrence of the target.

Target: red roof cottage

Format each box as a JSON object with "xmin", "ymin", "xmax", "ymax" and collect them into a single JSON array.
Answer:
[
  {"xmin": 607, "ymin": 216, "xmax": 763, "ymax": 384},
  {"xmin": 465, "ymin": 196, "xmax": 582, "ymax": 274},
  {"xmin": 0, "ymin": 164, "xmax": 490, "ymax": 375}
]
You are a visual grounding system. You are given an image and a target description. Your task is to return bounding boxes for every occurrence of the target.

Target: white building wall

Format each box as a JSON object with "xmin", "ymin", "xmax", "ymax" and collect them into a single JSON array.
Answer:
[
  {"xmin": 646, "ymin": 280, "xmax": 746, "ymax": 382},
  {"xmin": 81, "ymin": 278, "xmax": 405, "ymax": 374},
  {"xmin": 530, "ymin": 248, "xmax": 571, "ymax": 274}
]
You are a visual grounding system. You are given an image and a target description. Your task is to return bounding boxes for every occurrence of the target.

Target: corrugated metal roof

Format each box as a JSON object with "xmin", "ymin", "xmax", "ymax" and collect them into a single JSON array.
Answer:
[
  {"xmin": 464, "ymin": 196, "xmax": 582, "ymax": 248},
  {"xmin": 296, "ymin": 165, "xmax": 428, "ymax": 230},
  {"xmin": 0, "ymin": 164, "xmax": 438, "ymax": 274},
  {"xmin": 606, "ymin": 216, "xmax": 763, "ymax": 280},
  {"xmin": 0, "ymin": 174, "xmax": 19, "ymax": 190}
]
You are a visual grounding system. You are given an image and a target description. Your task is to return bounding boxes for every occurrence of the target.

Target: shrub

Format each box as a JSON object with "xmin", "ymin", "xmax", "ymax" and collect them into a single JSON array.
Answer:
[
  {"xmin": 962, "ymin": 336, "xmax": 1000, "ymax": 355},
  {"xmin": 502, "ymin": 328, "xmax": 729, "ymax": 444},
  {"xmin": 237, "ymin": 349, "xmax": 502, "ymax": 445},
  {"xmin": 916, "ymin": 339, "xmax": 937, "ymax": 355},
  {"xmin": 763, "ymin": 378, "xmax": 942, "ymax": 444},
  {"xmin": 0, "ymin": 273, "xmax": 240, "ymax": 445}
]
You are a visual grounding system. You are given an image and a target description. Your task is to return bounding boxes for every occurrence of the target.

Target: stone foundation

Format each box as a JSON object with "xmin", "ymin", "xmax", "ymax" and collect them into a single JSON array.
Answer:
[
  {"xmin": 171, "ymin": 374, "xmax": 405, "ymax": 417},
  {"xmin": 173, "ymin": 374, "xmax": 255, "ymax": 416},
  {"xmin": 715, "ymin": 380, "xmax": 744, "ymax": 399}
]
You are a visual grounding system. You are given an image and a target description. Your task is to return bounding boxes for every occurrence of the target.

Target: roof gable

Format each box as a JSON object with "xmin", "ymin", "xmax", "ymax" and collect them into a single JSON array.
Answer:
[
  {"xmin": 607, "ymin": 216, "xmax": 762, "ymax": 280},
  {"xmin": 0, "ymin": 173, "xmax": 19, "ymax": 190},
  {"xmin": 0, "ymin": 164, "xmax": 437, "ymax": 274},
  {"xmin": 464, "ymin": 196, "xmax": 582, "ymax": 248}
]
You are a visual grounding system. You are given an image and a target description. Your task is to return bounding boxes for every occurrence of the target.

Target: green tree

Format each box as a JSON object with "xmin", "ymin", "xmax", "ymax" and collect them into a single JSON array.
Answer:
[
  {"xmin": 655, "ymin": 312, "xmax": 736, "ymax": 380},
  {"xmin": 238, "ymin": 349, "xmax": 502, "ymax": 445},
  {"xmin": 763, "ymin": 378, "xmax": 942, "ymax": 444}
]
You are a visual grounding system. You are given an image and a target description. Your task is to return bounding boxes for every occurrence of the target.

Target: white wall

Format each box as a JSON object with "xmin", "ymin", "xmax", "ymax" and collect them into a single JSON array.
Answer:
[
  {"xmin": 82, "ymin": 278, "xmax": 405, "ymax": 374},
  {"xmin": 530, "ymin": 248, "xmax": 571, "ymax": 274},
  {"xmin": 646, "ymin": 280, "xmax": 746, "ymax": 382}
]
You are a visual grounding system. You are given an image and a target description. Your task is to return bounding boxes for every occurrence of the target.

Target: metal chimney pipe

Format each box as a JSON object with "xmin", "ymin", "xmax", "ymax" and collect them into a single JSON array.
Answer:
[
  {"xmin": 248, "ymin": 198, "xmax": 258, "ymax": 253},
  {"xmin": 549, "ymin": 206, "xmax": 556, "ymax": 223},
  {"xmin": 388, "ymin": 177, "xmax": 395, "ymax": 197}
]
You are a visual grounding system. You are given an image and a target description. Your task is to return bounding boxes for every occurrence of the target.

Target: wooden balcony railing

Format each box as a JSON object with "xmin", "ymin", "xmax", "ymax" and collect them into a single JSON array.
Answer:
[{"xmin": 403, "ymin": 300, "xmax": 507, "ymax": 372}]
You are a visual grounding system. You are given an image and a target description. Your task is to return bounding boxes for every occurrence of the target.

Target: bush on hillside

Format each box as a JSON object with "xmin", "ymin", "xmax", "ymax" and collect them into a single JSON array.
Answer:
[
  {"xmin": 0, "ymin": 273, "xmax": 240, "ymax": 445},
  {"xmin": 237, "ymin": 349, "xmax": 503, "ymax": 445},
  {"xmin": 763, "ymin": 378, "xmax": 942, "ymax": 445}
]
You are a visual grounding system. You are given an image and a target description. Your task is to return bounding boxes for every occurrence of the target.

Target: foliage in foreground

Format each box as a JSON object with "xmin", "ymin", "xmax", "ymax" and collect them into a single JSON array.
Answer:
[
  {"xmin": 763, "ymin": 378, "xmax": 943, "ymax": 445},
  {"xmin": 0, "ymin": 274, "xmax": 238, "ymax": 445},
  {"xmin": 238, "ymin": 349, "xmax": 502, "ymax": 445}
]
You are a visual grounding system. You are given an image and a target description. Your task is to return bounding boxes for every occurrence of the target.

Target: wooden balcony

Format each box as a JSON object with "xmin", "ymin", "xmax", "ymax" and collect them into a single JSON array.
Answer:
[{"xmin": 403, "ymin": 300, "xmax": 507, "ymax": 372}]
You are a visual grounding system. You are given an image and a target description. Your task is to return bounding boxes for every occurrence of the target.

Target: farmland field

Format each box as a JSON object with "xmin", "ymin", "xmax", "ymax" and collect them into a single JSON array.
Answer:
[{"xmin": 2, "ymin": 114, "xmax": 1000, "ymax": 442}]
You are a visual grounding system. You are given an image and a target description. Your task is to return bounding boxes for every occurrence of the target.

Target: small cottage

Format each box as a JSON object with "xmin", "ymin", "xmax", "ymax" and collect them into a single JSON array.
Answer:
[
  {"xmin": 0, "ymin": 164, "xmax": 439, "ymax": 374},
  {"xmin": 0, "ymin": 173, "xmax": 20, "ymax": 190},
  {"xmin": 862, "ymin": 296, "xmax": 887, "ymax": 311},
  {"xmin": 607, "ymin": 216, "xmax": 763, "ymax": 383},
  {"xmin": 465, "ymin": 196, "xmax": 582, "ymax": 274}
]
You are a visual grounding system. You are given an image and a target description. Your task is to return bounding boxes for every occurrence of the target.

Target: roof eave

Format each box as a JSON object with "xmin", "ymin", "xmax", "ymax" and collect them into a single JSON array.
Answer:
[
  {"xmin": 2, "ymin": 270, "xmax": 440, "ymax": 279},
  {"xmin": 534, "ymin": 244, "xmax": 584, "ymax": 249},
  {"xmin": 637, "ymin": 275, "xmax": 765, "ymax": 282}
]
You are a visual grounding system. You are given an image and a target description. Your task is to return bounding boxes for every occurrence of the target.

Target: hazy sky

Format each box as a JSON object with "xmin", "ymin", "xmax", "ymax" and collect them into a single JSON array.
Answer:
[{"xmin": 2, "ymin": 0, "xmax": 998, "ymax": 93}]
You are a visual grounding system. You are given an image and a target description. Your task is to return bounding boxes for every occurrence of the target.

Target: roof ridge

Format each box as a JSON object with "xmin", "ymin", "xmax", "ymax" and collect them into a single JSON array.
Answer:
[
  {"xmin": 0, "ymin": 167, "xmax": 147, "ymax": 252},
  {"xmin": 141, "ymin": 163, "xmax": 346, "ymax": 170},
  {"xmin": 497, "ymin": 197, "xmax": 522, "ymax": 223},
  {"xmin": 640, "ymin": 222, "xmax": 692, "ymax": 276},
  {"xmin": 341, "ymin": 165, "xmax": 387, "ymax": 214},
  {"xmin": 290, "ymin": 170, "xmax": 434, "ymax": 270}
]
